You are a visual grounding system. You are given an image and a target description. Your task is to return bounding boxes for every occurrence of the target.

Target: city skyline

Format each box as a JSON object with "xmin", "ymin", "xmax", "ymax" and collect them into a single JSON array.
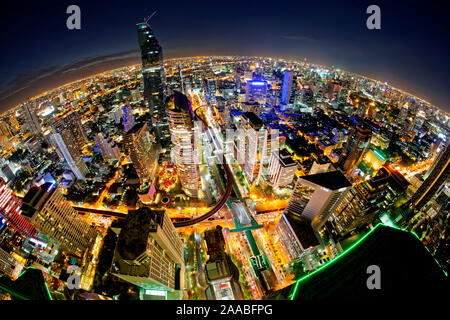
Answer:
[
  {"xmin": 0, "ymin": 1, "xmax": 448, "ymax": 304},
  {"xmin": 0, "ymin": 0, "xmax": 449, "ymax": 114}
]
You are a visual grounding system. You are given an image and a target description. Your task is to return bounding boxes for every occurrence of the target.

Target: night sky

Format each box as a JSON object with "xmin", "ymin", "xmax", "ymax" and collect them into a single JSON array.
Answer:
[{"xmin": 0, "ymin": 0, "xmax": 448, "ymax": 113}]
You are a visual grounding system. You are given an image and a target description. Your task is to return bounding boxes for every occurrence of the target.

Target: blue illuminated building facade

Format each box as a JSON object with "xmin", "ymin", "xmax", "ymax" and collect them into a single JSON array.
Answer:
[{"xmin": 246, "ymin": 80, "xmax": 268, "ymax": 105}]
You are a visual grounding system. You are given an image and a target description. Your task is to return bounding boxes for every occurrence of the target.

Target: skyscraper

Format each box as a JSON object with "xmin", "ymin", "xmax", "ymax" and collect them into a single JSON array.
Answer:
[
  {"xmin": 21, "ymin": 183, "xmax": 97, "ymax": 257},
  {"xmin": 268, "ymin": 149, "xmax": 297, "ymax": 188},
  {"xmin": 137, "ymin": 21, "xmax": 170, "ymax": 147},
  {"xmin": 203, "ymin": 78, "xmax": 217, "ymax": 105},
  {"xmin": 123, "ymin": 122, "xmax": 158, "ymax": 185},
  {"xmin": 0, "ymin": 247, "xmax": 22, "ymax": 279},
  {"xmin": 406, "ymin": 142, "xmax": 450, "ymax": 214},
  {"xmin": 281, "ymin": 70, "xmax": 293, "ymax": 106},
  {"xmin": 276, "ymin": 213, "xmax": 320, "ymax": 264},
  {"xmin": 284, "ymin": 170, "xmax": 351, "ymax": 230},
  {"xmin": 21, "ymin": 101, "xmax": 41, "ymax": 135},
  {"xmin": 331, "ymin": 169, "xmax": 391, "ymax": 236},
  {"xmin": 112, "ymin": 207, "xmax": 184, "ymax": 295},
  {"xmin": 94, "ymin": 133, "xmax": 121, "ymax": 162},
  {"xmin": 0, "ymin": 179, "xmax": 37, "ymax": 238},
  {"xmin": 52, "ymin": 109, "xmax": 88, "ymax": 150},
  {"xmin": 166, "ymin": 91, "xmax": 199, "ymax": 198},
  {"xmin": 245, "ymin": 80, "xmax": 268, "ymax": 105},
  {"xmin": 237, "ymin": 112, "xmax": 268, "ymax": 184},
  {"xmin": 340, "ymin": 125, "xmax": 372, "ymax": 175},
  {"xmin": 50, "ymin": 109, "xmax": 88, "ymax": 180}
]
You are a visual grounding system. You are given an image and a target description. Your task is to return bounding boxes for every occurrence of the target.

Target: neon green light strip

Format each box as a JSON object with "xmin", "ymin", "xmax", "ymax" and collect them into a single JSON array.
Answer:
[
  {"xmin": 290, "ymin": 223, "xmax": 384, "ymax": 300},
  {"xmin": 289, "ymin": 222, "xmax": 447, "ymax": 300},
  {"xmin": 373, "ymin": 149, "xmax": 386, "ymax": 161}
]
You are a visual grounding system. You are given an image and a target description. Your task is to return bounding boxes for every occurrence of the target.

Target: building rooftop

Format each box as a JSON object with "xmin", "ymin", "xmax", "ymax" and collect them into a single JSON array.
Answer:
[
  {"xmin": 284, "ymin": 214, "xmax": 320, "ymax": 249},
  {"xmin": 116, "ymin": 207, "xmax": 164, "ymax": 260},
  {"xmin": 274, "ymin": 149, "xmax": 296, "ymax": 166},
  {"xmin": 301, "ymin": 170, "xmax": 351, "ymax": 190},
  {"xmin": 243, "ymin": 111, "xmax": 264, "ymax": 128},
  {"xmin": 0, "ymin": 268, "xmax": 53, "ymax": 300},
  {"xmin": 287, "ymin": 225, "xmax": 447, "ymax": 300},
  {"xmin": 21, "ymin": 183, "xmax": 56, "ymax": 218}
]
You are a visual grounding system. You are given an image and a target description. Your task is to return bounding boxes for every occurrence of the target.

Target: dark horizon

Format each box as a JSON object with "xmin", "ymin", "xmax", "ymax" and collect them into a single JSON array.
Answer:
[{"xmin": 0, "ymin": 0, "xmax": 449, "ymax": 113}]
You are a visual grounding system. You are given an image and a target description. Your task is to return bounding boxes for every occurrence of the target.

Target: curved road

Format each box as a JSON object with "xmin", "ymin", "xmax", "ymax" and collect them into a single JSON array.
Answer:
[{"xmin": 173, "ymin": 105, "xmax": 233, "ymax": 228}]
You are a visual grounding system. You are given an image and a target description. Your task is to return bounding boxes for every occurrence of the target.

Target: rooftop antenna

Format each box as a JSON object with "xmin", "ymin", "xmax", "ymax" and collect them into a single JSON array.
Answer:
[{"xmin": 144, "ymin": 11, "xmax": 157, "ymax": 26}]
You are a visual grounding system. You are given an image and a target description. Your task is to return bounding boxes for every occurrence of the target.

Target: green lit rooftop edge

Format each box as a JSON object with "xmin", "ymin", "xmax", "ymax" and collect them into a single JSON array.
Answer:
[
  {"xmin": 289, "ymin": 222, "xmax": 447, "ymax": 300},
  {"xmin": 0, "ymin": 266, "xmax": 53, "ymax": 301}
]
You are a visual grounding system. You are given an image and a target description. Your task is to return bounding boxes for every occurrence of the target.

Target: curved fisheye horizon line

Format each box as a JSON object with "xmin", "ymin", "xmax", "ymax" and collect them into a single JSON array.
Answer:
[{"xmin": 2, "ymin": 54, "xmax": 446, "ymax": 117}]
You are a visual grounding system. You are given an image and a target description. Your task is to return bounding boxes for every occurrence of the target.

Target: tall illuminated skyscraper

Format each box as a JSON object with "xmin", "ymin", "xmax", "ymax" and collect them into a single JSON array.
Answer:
[
  {"xmin": 237, "ymin": 112, "xmax": 268, "ymax": 184},
  {"xmin": 281, "ymin": 70, "xmax": 293, "ymax": 106},
  {"xmin": 21, "ymin": 183, "xmax": 97, "ymax": 258},
  {"xmin": 245, "ymin": 80, "xmax": 267, "ymax": 105},
  {"xmin": 268, "ymin": 149, "xmax": 297, "ymax": 188},
  {"xmin": 94, "ymin": 133, "xmax": 121, "ymax": 162},
  {"xmin": 137, "ymin": 21, "xmax": 170, "ymax": 147},
  {"xmin": 51, "ymin": 109, "xmax": 88, "ymax": 180},
  {"xmin": 0, "ymin": 179, "xmax": 37, "ymax": 239},
  {"xmin": 52, "ymin": 109, "xmax": 88, "ymax": 150},
  {"xmin": 340, "ymin": 125, "xmax": 372, "ymax": 175},
  {"xmin": 284, "ymin": 170, "xmax": 351, "ymax": 230},
  {"xmin": 166, "ymin": 91, "xmax": 199, "ymax": 198},
  {"xmin": 203, "ymin": 78, "xmax": 216, "ymax": 105},
  {"xmin": 406, "ymin": 143, "xmax": 450, "ymax": 213},
  {"xmin": 123, "ymin": 122, "xmax": 158, "ymax": 185}
]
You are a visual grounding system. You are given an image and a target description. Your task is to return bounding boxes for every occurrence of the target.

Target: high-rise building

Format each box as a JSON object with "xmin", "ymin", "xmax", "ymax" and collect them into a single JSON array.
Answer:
[
  {"xmin": 413, "ymin": 110, "xmax": 426, "ymax": 130},
  {"xmin": 94, "ymin": 133, "xmax": 121, "ymax": 162},
  {"xmin": 268, "ymin": 149, "xmax": 297, "ymax": 188},
  {"xmin": 245, "ymin": 80, "xmax": 268, "ymax": 105},
  {"xmin": 137, "ymin": 21, "xmax": 170, "ymax": 147},
  {"xmin": 405, "ymin": 143, "xmax": 450, "ymax": 214},
  {"xmin": 123, "ymin": 122, "xmax": 158, "ymax": 185},
  {"xmin": 339, "ymin": 125, "xmax": 372, "ymax": 175},
  {"xmin": 112, "ymin": 207, "xmax": 184, "ymax": 295},
  {"xmin": 52, "ymin": 109, "xmax": 88, "ymax": 149},
  {"xmin": 50, "ymin": 132, "xmax": 87, "ymax": 180},
  {"xmin": 121, "ymin": 104, "xmax": 136, "ymax": 132},
  {"xmin": 236, "ymin": 112, "xmax": 268, "ymax": 184},
  {"xmin": 203, "ymin": 78, "xmax": 217, "ymax": 105},
  {"xmin": 331, "ymin": 169, "xmax": 391, "ymax": 236},
  {"xmin": 0, "ymin": 179, "xmax": 37, "ymax": 238},
  {"xmin": 0, "ymin": 247, "xmax": 22, "ymax": 279},
  {"xmin": 276, "ymin": 214, "xmax": 320, "ymax": 264},
  {"xmin": 300, "ymin": 87, "xmax": 314, "ymax": 107},
  {"xmin": 284, "ymin": 170, "xmax": 351, "ymax": 230},
  {"xmin": 166, "ymin": 91, "xmax": 199, "ymax": 197},
  {"xmin": 21, "ymin": 183, "xmax": 97, "ymax": 257},
  {"xmin": 281, "ymin": 70, "xmax": 293, "ymax": 106},
  {"xmin": 21, "ymin": 101, "xmax": 42, "ymax": 135}
]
